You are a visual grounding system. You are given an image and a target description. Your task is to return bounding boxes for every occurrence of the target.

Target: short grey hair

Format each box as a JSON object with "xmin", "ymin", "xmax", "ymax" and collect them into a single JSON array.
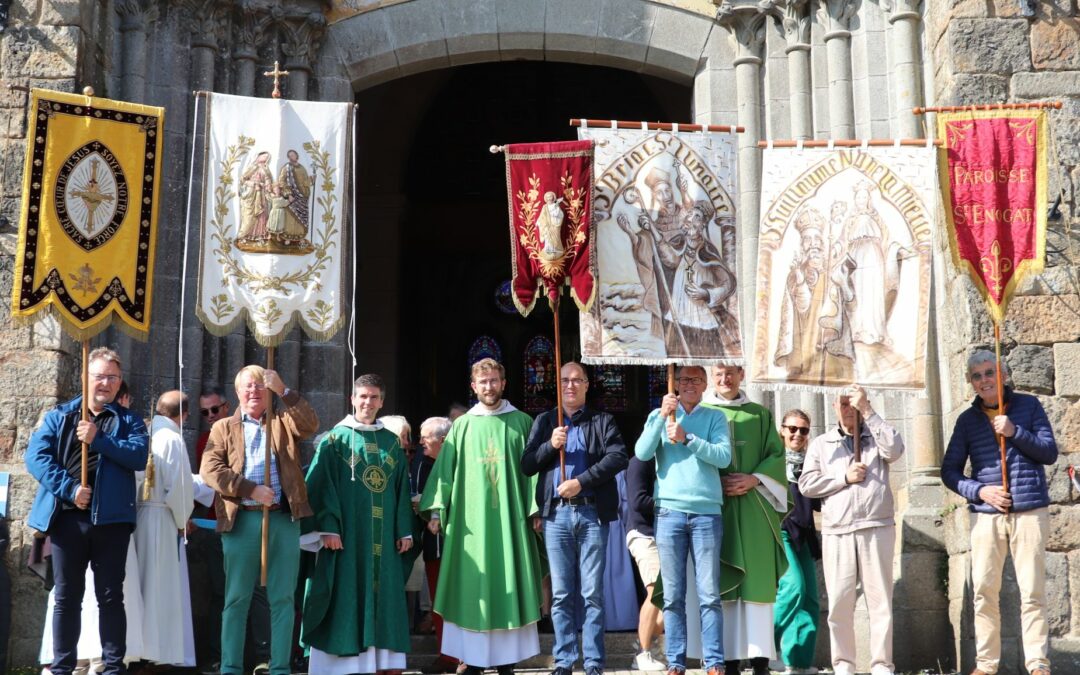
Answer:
[
  {"xmin": 420, "ymin": 416, "xmax": 452, "ymax": 440},
  {"xmin": 966, "ymin": 349, "xmax": 1010, "ymax": 382}
]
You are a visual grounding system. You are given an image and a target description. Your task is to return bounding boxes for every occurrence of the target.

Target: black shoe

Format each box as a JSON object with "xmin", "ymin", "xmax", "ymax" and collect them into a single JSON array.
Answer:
[
  {"xmin": 550, "ymin": 668, "xmax": 573, "ymax": 675},
  {"xmin": 461, "ymin": 667, "xmax": 484, "ymax": 675},
  {"xmin": 751, "ymin": 657, "xmax": 770, "ymax": 675},
  {"xmin": 585, "ymin": 668, "xmax": 604, "ymax": 675},
  {"xmin": 725, "ymin": 661, "xmax": 742, "ymax": 675},
  {"xmin": 497, "ymin": 666, "xmax": 515, "ymax": 675}
]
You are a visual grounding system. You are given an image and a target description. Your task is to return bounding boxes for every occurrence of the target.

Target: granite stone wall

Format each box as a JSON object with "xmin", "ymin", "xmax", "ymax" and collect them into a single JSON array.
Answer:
[{"xmin": 930, "ymin": 0, "xmax": 1080, "ymax": 671}]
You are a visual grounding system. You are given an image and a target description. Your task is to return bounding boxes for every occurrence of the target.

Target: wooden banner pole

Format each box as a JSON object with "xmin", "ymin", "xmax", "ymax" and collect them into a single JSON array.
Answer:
[
  {"xmin": 667, "ymin": 364, "xmax": 676, "ymax": 423},
  {"xmin": 913, "ymin": 102, "xmax": 1061, "ymax": 115},
  {"xmin": 80, "ymin": 340, "xmax": 89, "ymax": 487},
  {"xmin": 261, "ymin": 347, "xmax": 275, "ymax": 587},
  {"xmin": 853, "ymin": 410, "xmax": 862, "ymax": 464},
  {"xmin": 570, "ymin": 118, "xmax": 745, "ymax": 134},
  {"xmin": 994, "ymin": 321, "xmax": 1009, "ymax": 496},
  {"xmin": 552, "ymin": 295, "xmax": 566, "ymax": 484},
  {"xmin": 757, "ymin": 138, "xmax": 942, "ymax": 148}
]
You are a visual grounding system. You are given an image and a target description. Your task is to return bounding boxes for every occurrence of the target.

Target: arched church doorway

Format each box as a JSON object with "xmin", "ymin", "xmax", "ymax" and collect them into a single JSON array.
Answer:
[{"xmin": 352, "ymin": 60, "xmax": 690, "ymax": 434}]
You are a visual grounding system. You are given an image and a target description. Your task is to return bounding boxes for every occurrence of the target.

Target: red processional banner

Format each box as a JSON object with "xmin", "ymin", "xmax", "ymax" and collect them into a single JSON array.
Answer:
[
  {"xmin": 503, "ymin": 140, "xmax": 594, "ymax": 316},
  {"xmin": 938, "ymin": 110, "xmax": 1049, "ymax": 323}
]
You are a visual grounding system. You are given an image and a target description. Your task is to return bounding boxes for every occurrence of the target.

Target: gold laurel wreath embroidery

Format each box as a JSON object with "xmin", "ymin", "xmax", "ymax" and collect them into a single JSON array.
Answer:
[
  {"xmin": 211, "ymin": 137, "xmax": 339, "ymax": 297},
  {"xmin": 515, "ymin": 171, "xmax": 586, "ymax": 279}
]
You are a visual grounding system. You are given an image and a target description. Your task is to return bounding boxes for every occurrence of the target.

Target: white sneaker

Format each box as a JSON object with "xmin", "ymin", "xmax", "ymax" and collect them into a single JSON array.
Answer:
[
  {"xmin": 634, "ymin": 650, "xmax": 667, "ymax": 671},
  {"xmin": 869, "ymin": 666, "xmax": 894, "ymax": 675}
]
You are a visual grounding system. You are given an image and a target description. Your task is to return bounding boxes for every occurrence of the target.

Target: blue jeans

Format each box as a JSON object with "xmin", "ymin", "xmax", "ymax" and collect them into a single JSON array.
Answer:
[
  {"xmin": 655, "ymin": 507, "xmax": 724, "ymax": 670},
  {"xmin": 545, "ymin": 502, "xmax": 609, "ymax": 669}
]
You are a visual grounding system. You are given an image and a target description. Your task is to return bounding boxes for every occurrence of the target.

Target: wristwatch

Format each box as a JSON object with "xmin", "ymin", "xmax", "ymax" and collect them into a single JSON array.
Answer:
[{"xmin": 684, "ymin": 433, "xmax": 696, "ymax": 444}]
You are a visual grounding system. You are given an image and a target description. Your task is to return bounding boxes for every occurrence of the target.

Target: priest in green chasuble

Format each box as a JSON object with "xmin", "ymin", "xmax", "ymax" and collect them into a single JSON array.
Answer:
[
  {"xmin": 301, "ymin": 373, "xmax": 414, "ymax": 674},
  {"xmin": 701, "ymin": 364, "xmax": 788, "ymax": 675},
  {"xmin": 419, "ymin": 358, "xmax": 543, "ymax": 675}
]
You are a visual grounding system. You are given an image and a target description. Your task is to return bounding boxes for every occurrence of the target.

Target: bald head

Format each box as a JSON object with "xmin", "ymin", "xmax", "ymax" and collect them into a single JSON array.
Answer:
[{"xmin": 156, "ymin": 390, "xmax": 189, "ymax": 421}]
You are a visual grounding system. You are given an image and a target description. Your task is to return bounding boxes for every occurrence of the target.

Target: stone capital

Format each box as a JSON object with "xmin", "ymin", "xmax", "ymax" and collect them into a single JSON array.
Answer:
[
  {"xmin": 816, "ymin": 0, "xmax": 860, "ymax": 37},
  {"xmin": 715, "ymin": 1, "xmax": 776, "ymax": 65},
  {"xmin": 116, "ymin": 0, "xmax": 161, "ymax": 32},
  {"xmin": 177, "ymin": 0, "xmax": 231, "ymax": 50},
  {"xmin": 882, "ymin": 0, "xmax": 923, "ymax": 24},
  {"xmin": 277, "ymin": 10, "xmax": 327, "ymax": 73},
  {"xmin": 233, "ymin": 0, "xmax": 274, "ymax": 60},
  {"xmin": 782, "ymin": 0, "xmax": 812, "ymax": 51}
]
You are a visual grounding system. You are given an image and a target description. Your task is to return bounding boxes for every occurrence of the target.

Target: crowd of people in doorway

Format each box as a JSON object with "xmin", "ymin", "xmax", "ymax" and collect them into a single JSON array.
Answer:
[{"xmin": 24, "ymin": 348, "xmax": 1057, "ymax": 675}]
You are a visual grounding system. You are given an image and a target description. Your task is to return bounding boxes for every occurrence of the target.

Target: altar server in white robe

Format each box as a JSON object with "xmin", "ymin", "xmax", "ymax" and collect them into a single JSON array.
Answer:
[{"xmin": 134, "ymin": 390, "xmax": 195, "ymax": 666}]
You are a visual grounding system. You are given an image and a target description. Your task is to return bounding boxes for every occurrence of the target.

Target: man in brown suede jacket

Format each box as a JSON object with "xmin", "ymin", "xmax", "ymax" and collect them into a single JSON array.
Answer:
[{"xmin": 200, "ymin": 365, "xmax": 318, "ymax": 675}]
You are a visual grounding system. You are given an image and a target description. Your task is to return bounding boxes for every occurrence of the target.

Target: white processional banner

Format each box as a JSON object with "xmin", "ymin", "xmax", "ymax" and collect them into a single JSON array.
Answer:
[
  {"xmin": 197, "ymin": 93, "xmax": 351, "ymax": 346},
  {"xmin": 752, "ymin": 145, "xmax": 937, "ymax": 393},
  {"xmin": 578, "ymin": 126, "xmax": 741, "ymax": 365}
]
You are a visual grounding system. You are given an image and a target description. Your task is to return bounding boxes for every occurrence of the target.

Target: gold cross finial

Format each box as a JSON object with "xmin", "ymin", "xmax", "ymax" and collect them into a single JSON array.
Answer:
[{"xmin": 263, "ymin": 60, "xmax": 290, "ymax": 99}]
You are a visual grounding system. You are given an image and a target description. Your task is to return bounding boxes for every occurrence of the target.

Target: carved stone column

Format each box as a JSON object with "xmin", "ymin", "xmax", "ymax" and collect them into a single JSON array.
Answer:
[
  {"xmin": 233, "ymin": 0, "xmax": 272, "ymax": 96},
  {"xmin": 782, "ymin": 0, "xmax": 813, "ymax": 140},
  {"xmin": 116, "ymin": 0, "xmax": 159, "ymax": 103},
  {"xmin": 886, "ymin": 0, "xmax": 923, "ymax": 139},
  {"xmin": 180, "ymin": 0, "xmax": 229, "ymax": 92},
  {"xmin": 818, "ymin": 0, "xmax": 859, "ymax": 139},
  {"xmin": 717, "ymin": 2, "xmax": 772, "ymax": 353},
  {"xmin": 278, "ymin": 11, "xmax": 327, "ymax": 101}
]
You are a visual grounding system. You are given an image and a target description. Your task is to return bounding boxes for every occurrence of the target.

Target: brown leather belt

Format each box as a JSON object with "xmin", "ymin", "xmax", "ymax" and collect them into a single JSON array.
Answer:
[{"xmin": 240, "ymin": 504, "xmax": 280, "ymax": 511}]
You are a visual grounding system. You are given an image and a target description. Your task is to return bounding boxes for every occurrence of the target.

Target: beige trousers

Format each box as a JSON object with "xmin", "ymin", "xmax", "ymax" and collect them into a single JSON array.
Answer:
[
  {"xmin": 971, "ymin": 508, "xmax": 1050, "ymax": 674},
  {"xmin": 822, "ymin": 525, "xmax": 895, "ymax": 674}
]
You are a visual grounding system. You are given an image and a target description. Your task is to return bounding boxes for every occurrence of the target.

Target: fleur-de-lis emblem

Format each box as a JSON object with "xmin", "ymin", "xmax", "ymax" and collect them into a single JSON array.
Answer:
[{"xmin": 979, "ymin": 239, "xmax": 1012, "ymax": 298}]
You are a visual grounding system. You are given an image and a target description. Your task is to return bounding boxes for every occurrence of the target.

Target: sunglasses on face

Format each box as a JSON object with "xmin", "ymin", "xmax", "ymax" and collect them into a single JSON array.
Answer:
[
  {"xmin": 970, "ymin": 368, "xmax": 996, "ymax": 382},
  {"xmin": 201, "ymin": 403, "xmax": 225, "ymax": 416},
  {"xmin": 783, "ymin": 425, "xmax": 810, "ymax": 436}
]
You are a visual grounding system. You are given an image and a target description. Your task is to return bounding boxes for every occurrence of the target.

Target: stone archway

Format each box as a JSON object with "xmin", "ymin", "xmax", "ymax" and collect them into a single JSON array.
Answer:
[{"xmin": 324, "ymin": 0, "xmax": 722, "ymax": 92}]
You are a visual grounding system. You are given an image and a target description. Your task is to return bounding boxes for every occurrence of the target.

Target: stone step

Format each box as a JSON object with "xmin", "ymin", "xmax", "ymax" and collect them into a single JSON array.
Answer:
[{"xmin": 406, "ymin": 632, "xmax": 648, "ymax": 669}]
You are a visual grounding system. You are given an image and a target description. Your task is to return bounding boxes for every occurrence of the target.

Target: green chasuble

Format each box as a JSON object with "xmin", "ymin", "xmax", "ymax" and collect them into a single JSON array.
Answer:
[
  {"xmin": 418, "ymin": 406, "xmax": 544, "ymax": 631},
  {"xmin": 702, "ymin": 397, "xmax": 789, "ymax": 603},
  {"xmin": 301, "ymin": 420, "xmax": 413, "ymax": 656}
]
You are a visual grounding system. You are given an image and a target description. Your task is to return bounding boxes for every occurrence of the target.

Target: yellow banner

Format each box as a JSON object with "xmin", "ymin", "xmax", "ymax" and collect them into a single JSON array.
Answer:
[{"xmin": 11, "ymin": 89, "xmax": 164, "ymax": 340}]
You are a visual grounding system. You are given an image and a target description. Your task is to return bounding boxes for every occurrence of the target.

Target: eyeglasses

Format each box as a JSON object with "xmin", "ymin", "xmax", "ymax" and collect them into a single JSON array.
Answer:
[
  {"xmin": 241, "ymin": 383, "xmax": 267, "ymax": 392},
  {"xmin": 970, "ymin": 368, "xmax": 997, "ymax": 382},
  {"xmin": 89, "ymin": 374, "xmax": 120, "ymax": 384},
  {"xmin": 560, "ymin": 377, "xmax": 588, "ymax": 386},
  {"xmin": 201, "ymin": 403, "xmax": 225, "ymax": 417},
  {"xmin": 676, "ymin": 376, "xmax": 705, "ymax": 385},
  {"xmin": 783, "ymin": 425, "xmax": 810, "ymax": 436}
]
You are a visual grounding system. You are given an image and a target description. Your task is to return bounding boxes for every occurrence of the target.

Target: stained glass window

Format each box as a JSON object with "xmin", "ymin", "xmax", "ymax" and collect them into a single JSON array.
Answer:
[
  {"xmin": 648, "ymin": 365, "xmax": 668, "ymax": 410},
  {"xmin": 593, "ymin": 364, "xmax": 628, "ymax": 412},
  {"xmin": 522, "ymin": 335, "xmax": 555, "ymax": 413}
]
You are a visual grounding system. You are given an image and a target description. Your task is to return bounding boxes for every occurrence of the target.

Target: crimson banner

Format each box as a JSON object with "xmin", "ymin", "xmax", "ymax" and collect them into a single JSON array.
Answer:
[
  {"xmin": 938, "ymin": 110, "xmax": 1048, "ymax": 323},
  {"xmin": 503, "ymin": 141, "xmax": 594, "ymax": 315}
]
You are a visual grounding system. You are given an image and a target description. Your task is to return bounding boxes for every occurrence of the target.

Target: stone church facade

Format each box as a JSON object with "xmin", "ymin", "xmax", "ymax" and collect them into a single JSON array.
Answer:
[{"xmin": 0, "ymin": 0, "xmax": 1077, "ymax": 670}]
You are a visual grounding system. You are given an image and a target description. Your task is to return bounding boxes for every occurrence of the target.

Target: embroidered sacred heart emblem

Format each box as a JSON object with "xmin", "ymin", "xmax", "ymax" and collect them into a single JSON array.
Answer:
[{"xmin": 54, "ymin": 141, "xmax": 129, "ymax": 251}]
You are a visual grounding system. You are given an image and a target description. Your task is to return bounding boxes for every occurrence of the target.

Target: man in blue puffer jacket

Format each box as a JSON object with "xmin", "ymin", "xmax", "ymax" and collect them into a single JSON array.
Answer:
[
  {"xmin": 25, "ymin": 347, "xmax": 149, "ymax": 675},
  {"xmin": 942, "ymin": 349, "xmax": 1058, "ymax": 675}
]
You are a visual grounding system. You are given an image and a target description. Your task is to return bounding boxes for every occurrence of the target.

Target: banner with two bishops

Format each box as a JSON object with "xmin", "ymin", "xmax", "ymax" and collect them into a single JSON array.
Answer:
[
  {"xmin": 578, "ymin": 126, "xmax": 742, "ymax": 365},
  {"xmin": 752, "ymin": 145, "xmax": 938, "ymax": 392},
  {"xmin": 197, "ymin": 93, "xmax": 352, "ymax": 345}
]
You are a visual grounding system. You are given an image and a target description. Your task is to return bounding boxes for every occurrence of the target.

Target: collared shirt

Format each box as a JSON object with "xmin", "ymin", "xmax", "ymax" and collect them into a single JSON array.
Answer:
[
  {"xmin": 240, "ymin": 414, "xmax": 281, "ymax": 506},
  {"xmin": 551, "ymin": 410, "xmax": 593, "ymax": 498}
]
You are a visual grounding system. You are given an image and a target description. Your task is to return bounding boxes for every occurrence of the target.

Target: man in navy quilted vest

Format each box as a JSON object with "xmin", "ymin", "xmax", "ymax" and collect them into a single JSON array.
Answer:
[{"xmin": 942, "ymin": 349, "xmax": 1058, "ymax": 675}]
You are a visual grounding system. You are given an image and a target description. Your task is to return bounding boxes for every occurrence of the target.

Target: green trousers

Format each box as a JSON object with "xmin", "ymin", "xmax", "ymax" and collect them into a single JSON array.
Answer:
[
  {"xmin": 221, "ymin": 510, "xmax": 300, "ymax": 675},
  {"xmin": 774, "ymin": 529, "xmax": 820, "ymax": 669}
]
